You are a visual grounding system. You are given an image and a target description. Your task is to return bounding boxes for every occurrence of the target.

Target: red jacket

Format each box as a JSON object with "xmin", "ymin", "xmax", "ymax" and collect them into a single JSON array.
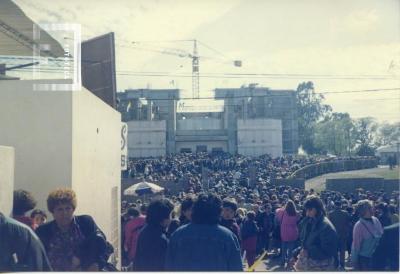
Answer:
[
  {"xmin": 14, "ymin": 215, "xmax": 34, "ymax": 230},
  {"xmin": 124, "ymin": 216, "xmax": 146, "ymax": 260}
]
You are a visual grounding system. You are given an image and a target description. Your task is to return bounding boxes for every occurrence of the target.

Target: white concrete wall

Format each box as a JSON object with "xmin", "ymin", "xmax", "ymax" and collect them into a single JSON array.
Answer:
[
  {"xmin": 237, "ymin": 119, "xmax": 282, "ymax": 157},
  {"xmin": 0, "ymin": 146, "xmax": 14, "ymax": 216},
  {"xmin": 177, "ymin": 118, "xmax": 223, "ymax": 130},
  {"xmin": 0, "ymin": 79, "xmax": 121, "ymax": 266},
  {"xmin": 175, "ymin": 141, "xmax": 227, "ymax": 153},
  {"xmin": 71, "ymin": 89, "xmax": 121, "ymax": 265},
  {"xmin": 127, "ymin": 120, "xmax": 166, "ymax": 158},
  {"xmin": 0, "ymin": 80, "xmax": 73, "ymax": 214}
]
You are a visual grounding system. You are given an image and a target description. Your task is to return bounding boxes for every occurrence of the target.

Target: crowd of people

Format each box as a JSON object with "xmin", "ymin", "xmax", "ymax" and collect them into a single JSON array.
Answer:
[
  {"xmin": 122, "ymin": 186, "xmax": 399, "ymax": 271},
  {"xmin": 125, "ymin": 153, "xmax": 357, "ymax": 204},
  {"xmin": 119, "ymin": 152, "xmax": 399, "ymax": 272},
  {"xmin": 1, "ymin": 152, "xmax": 398, "ymax": 272}
]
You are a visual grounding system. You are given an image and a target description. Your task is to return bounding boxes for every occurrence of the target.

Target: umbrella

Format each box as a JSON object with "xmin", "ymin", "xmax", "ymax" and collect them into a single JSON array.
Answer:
[{"xmin": 124, "ymin": 181, "xmax": 164, "ymax": 196}]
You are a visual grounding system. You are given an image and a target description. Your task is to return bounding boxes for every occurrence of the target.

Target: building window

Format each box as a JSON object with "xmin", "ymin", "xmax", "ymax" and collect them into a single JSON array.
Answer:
[
  {"xmin": 212, "ymin": 147, "xmax": 224, "ymax": 153},
  {"xmin": 196, "ymin": 145, "xmax": 207, "ymax": 153}
]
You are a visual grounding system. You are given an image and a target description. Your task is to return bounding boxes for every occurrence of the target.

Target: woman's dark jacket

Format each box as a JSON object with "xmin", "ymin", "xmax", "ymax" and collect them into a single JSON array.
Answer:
[
  {"xmin": 35, "ymin": 215, "xmax": 112, "ymax": 270},
  {"xmin": 299, "ymin": 215, "xmax": 338, "ymax": 261},
  {"xmin": 241, "ymin": 219, "xmax": 259, "ymax": 240},
  {"xmin": 372, "ymin": 222, "xmax": 399, "ymax": 271},
  {"xmin": 133, "ymin": 223, "xmax": 169, "ymax": 271}
]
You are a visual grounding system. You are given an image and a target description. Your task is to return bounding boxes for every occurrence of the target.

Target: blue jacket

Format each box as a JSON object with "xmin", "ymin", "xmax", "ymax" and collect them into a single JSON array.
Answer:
[
  {"xmin": 0, "ymin": 213, "xmax": 52, "ymax": 271},
  {"xmin": 165, "ymin": 223, "xmax": 243, "ymax": 271}
]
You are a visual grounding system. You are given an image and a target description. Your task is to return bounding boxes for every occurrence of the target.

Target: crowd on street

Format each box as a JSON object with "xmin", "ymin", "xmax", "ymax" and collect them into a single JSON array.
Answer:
[
  {"xmin": 121, "ymin": 185, "xmax": 399, "ymax": 271},
  {"xmin": 119, "ymin": 153, "xmax": 399, "ymax": 271},
  {"xmin": 125, "ymin": 153, "xmax": 359, "ymax": 203},
  {"xmin": 1, "ymin": 153, "xmax": 398, "ymax": 272}
]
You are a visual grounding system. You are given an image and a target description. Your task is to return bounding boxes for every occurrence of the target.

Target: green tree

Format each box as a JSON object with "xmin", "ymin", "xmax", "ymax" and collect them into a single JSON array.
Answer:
[
  {"xmin": 296, "ymin": 81, "xmax": 332, "ymax": 154},
  {"xmin": 376, "ymin": 122, "xmax": 400, "ymax": 146},
  {"xmin": 353, "ymin": 117, "xmax": 378, "ymax": 156},
  {"xmin": 314, "ymin": 112, "xmax": 355, "ymax": 155}
]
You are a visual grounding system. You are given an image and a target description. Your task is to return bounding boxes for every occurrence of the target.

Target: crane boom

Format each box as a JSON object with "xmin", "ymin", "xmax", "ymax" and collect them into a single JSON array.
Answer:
[{"xmin": 129, "ymin": 39, "xmax": 241, "ymax": 99}]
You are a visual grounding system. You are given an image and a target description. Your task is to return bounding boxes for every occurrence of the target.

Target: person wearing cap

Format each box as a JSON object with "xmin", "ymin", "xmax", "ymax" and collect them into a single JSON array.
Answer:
[{"xmin": 220, "ymin": 198, "xmax": 241, "ymax": 243}]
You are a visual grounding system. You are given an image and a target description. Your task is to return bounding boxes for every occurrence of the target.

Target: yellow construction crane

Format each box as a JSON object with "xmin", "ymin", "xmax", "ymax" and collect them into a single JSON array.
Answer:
[{"xmin": 129, "ymin": 39, "xmax": 242, "ymax": 98}]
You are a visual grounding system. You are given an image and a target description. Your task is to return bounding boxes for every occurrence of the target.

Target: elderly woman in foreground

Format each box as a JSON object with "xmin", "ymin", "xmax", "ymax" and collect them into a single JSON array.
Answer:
[{"xmin": 35, "ymin": 188, "xmax": 113, "ymax": 271}]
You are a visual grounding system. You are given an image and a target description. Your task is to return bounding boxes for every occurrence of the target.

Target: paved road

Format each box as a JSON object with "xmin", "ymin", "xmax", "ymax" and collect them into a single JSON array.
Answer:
[
  {"xmin": 252, "ymin": 253, "xmax": 284, "ymax": 272},
  {"xmin": 252, "ymin": 252, "xmax": 355, "ymax": 272},
  {"xmin": 305, "ymin": 166, "xmax": 399, "ymax": 192}
]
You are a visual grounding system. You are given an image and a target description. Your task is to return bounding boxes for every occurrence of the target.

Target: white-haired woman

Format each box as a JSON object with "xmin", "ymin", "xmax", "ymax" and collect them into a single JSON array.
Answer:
[{"xmin": 351, "ymin": 200, "xmax": 383, "ymax": 271}]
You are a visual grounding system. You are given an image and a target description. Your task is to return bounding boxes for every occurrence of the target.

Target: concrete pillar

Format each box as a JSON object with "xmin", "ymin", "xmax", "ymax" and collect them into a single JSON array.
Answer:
[
  {"xmin": 226, "ymin": 98, "xmax": 237, "ymax": 155},
  {"xmin": 0, "ymin": 146, "xmax": 14, "ymax": 216},
  {"xmin": 166, "ymin": 100, "xmax": 176, "ymax": 154},
  {"xmin": 147, "ymin": 100, "xmax": 153, "ymax": 121},
  {"xmin": 134, "ymin": 99, "xmax": 141, "ymax": 120},
  {"xmin": 243, "ymin": 99, "xmax": 248, "ymax": 120}
]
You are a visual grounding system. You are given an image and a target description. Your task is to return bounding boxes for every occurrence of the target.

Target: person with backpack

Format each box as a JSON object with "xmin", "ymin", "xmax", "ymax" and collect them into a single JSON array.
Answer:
[
  {"xmin": 0, "ymin": 211, "xmax": 52, "ymax": 271},
  {"xmin": 35, "ymin": 188, "xmax": 113, "ymax": 271}
]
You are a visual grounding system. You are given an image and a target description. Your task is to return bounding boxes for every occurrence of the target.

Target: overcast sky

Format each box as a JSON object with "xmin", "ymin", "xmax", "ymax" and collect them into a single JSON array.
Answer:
[{"xmin": 12, "ymin": 0, "xmax": 400, "ymax": 122}]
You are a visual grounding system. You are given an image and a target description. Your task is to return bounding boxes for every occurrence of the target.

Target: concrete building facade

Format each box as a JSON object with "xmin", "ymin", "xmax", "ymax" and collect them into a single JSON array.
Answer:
[
  {"xmin": 117, "ymin": 86, "xmax": 298, "ymax": 158},
  {"xmin": 237, "ymin": 119, "xmax": 282, "ymax": 157},
  {"xmin": 215, "ymin": 87, "xmax": 299, "ymax": 155},
  {"xmin": 126, "ymin": 120, "xmax": 167, "ymax": 158}
]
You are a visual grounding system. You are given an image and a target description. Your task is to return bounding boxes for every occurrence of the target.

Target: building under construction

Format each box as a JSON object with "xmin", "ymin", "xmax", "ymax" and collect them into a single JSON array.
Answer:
[{"xmin": 117, "ymin": 85, "xmax": 299, "ymax": 158}]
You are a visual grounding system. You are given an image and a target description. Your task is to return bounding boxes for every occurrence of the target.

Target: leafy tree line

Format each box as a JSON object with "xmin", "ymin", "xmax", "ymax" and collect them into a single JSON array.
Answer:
[{"xmin": 295, "ymin": 81, "xmax": 400, "ymax": 156}]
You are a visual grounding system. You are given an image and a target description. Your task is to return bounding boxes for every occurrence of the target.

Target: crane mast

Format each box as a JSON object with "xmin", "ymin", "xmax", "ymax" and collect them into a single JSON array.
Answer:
[{"xmin": 192, "ymin": 39, "xmax": 200, "ymax": 99}]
